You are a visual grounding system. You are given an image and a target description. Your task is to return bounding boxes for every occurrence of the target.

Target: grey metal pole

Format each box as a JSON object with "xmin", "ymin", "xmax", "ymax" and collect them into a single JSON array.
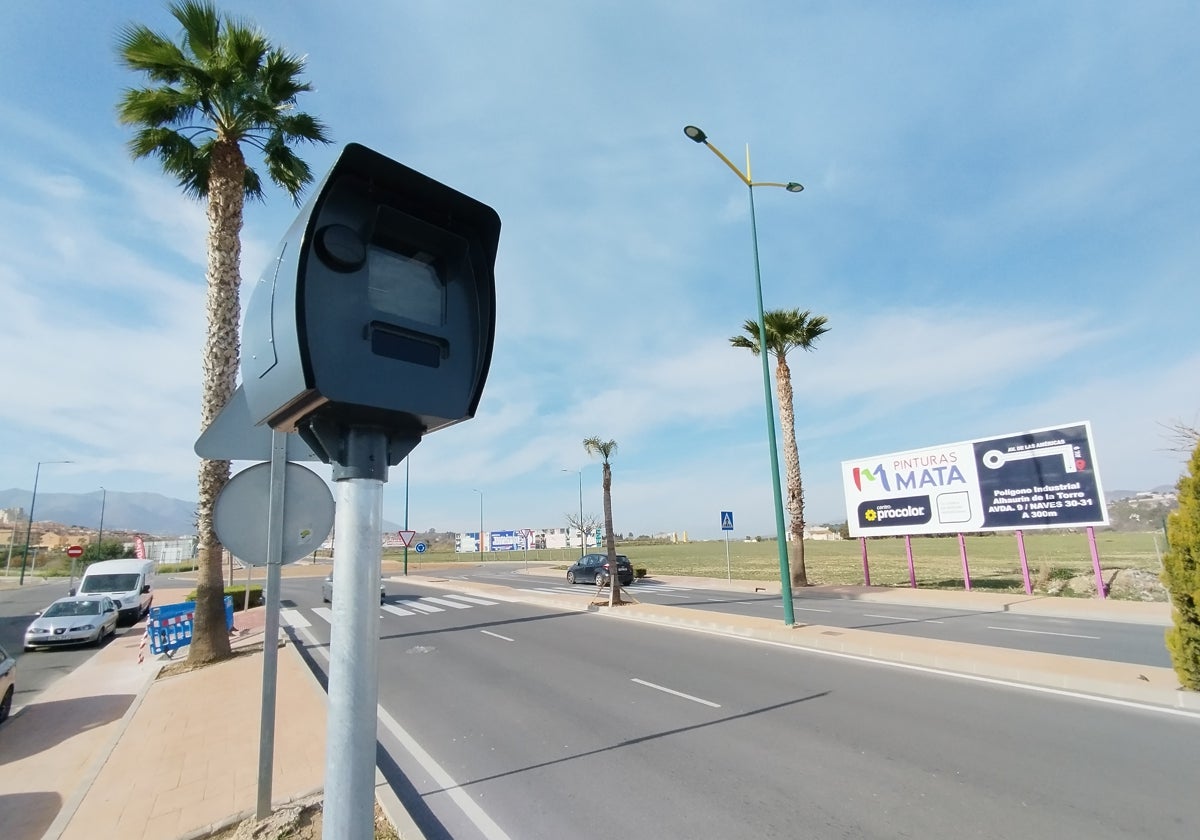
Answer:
[
  {"xmin": 256, "ymin": 431, "xmax": 288, "ymax": 819},
  {"xmin": 324, "ymin": 428, "xmax": 390, "ymax": 840},
  {"xmin": 18, "ymin": 462, "xmax": 43, "ymax": 586}
]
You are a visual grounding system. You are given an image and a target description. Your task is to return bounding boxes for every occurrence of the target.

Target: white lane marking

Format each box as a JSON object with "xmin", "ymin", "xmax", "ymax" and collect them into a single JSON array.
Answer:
[
  {"xmin": 377, "ymin": 706, "xmax": 514, "ymax": 840},
  {"xmin": 795, "ymin": 607, "xmax": 832, "ymax": 613},
  {"xmin": 706, "ymin": 598, "xmax": 726, "ymax": 602},
  {"xmin": 443, "ymin": 594, "xmax": 500, "ymax": 606},
  {"xmin": 420, "ymin": 596, "xmax": 472, "ymax": 610},
  {"xmin": 406, "ymin": 601, "xmax": 444, "ymax": 613},
  {"xmin": 656, "ymin": 593, "xmax": 692, "ymax": 599},
  {"xmin": 280, "ymin": 608, "xmax": 311, "ymax": 628},
  {"xmin": 313, "ymin": 607, "xmax": 334, "ymax": 624},
  {"xmin": 631, "ymin": 678, "xmax": 721, "ymax": 708},
  {"xmin": 598, "ymin": 617, "xmax": 1200, "ymax": 721},
  {"xmin": 290, "ymin": 624, "xmax": 513, "ymax": 839},
  {"xmin": 481, "ymin": 630, "xmax": 515, "ymax": 642},
  {"xmin": 518, "ymin": 587, "xmax": 579, "ymax": 595},
  {"xmin": 863, "ymin": 613, "xmax": 945, "ymax": 624},
  {"xmin": 986, "ymin": 626, "xmax": 1100, "ymax": 640},
  {"xmin": 382, "ymin": 604, "xmax": 415, "ymax": 618}
]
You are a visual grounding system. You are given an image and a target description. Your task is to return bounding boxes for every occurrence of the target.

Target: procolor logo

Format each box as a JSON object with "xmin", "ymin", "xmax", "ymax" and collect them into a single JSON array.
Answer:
[{"xmin": 857, "ymin": 495, "xmax": 933, "ymax": 529}]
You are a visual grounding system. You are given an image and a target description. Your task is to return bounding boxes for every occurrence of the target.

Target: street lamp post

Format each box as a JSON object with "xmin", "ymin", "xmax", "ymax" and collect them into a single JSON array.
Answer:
[
  {"xmin": 19, "ymin": 459, "xmax": 74, "ymax": 586},
  {"xmin": 473, "ymin": 489, "xmax": 484, "ymax": 556},
  {"xmin": 684, "ymin": 124, "xmax": 802, "ymax": 626},
  {"xmin": 562, "ymin": 468, "xmax": 585, "ymax": 557},
  {"xmin": 97, "ymin": 487, "xmax": 107, "ymax": 548}
]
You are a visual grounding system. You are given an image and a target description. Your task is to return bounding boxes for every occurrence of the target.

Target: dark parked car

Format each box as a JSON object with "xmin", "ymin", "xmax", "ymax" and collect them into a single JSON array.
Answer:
[{"xmin": 566, "ymin": 553, "xmax": 634, "ymax": 586}]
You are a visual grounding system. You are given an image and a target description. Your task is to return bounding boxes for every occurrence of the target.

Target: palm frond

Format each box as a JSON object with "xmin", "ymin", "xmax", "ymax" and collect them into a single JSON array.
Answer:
[{"xmin": 116, "ymin": 0, "xmax": 331, "ymax": 201}]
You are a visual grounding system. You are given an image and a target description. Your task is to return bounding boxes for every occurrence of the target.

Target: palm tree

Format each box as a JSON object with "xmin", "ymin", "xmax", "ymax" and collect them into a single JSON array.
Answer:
[
  {"xmin": 730, "ymin": 308, "xmax": 829, "ymax": 586},
  {"xmin": 116, "ymin": 0, "xmax": 330, "ymax": 665},
  {"xmin": 583, "ymin": 437, "xmax": 625, "ymax": 606}
]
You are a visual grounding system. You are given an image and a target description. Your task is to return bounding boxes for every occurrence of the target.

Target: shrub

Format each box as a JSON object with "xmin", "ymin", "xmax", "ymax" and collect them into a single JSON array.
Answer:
[
  {"xmin": 634, "ymin": 567, "xmax": 647, "ymax": 579},
  {"xmin": 1162, "ymin": 439, "xmax": 1200, "ymax": 690},
  {"xmin": 157, "ymin": 562, "xmax": 199, "ymax": 574},
  {"xmin": 185, "ymin": 585, "xmax": 264, "ymax": 612}
]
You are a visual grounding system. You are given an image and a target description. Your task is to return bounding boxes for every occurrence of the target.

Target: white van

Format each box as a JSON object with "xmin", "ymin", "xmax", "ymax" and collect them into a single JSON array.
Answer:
[{"xmin": 77, "ymin": 559, "xmax": 155, "ymax": 625}]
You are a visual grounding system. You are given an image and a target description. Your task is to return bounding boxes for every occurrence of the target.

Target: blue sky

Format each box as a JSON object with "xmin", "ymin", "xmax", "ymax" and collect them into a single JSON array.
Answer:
[{"xmin": 1, "ymin": 1, "xmax": 1197, "ymax": 541}]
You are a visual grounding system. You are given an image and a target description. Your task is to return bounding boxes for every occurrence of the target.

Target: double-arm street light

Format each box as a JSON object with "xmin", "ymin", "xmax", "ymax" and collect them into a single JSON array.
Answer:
[
  {"xmin": 562, "ymin": 468, "xmax": 585, "ymax": 557},
  {"xmin": 684, "ymin": 124, "xmax": 802, "ymax": 626},
  {"xmin": 19, "ymin": 459, "xmax": 74, "ymax": 585}
]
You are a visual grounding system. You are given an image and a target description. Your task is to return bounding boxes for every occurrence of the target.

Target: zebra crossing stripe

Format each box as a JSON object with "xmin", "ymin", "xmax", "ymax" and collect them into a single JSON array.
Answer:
[
  {"xmin": 441, "ymin": 594, "xmax": 499, "ymax": 606},
  {"xmin": 405, "ymin": 601, "xmax": 444, "ymax": 613},
  {"xmin": 419, "ymin": 596, "xmax": 472, "ymax": 610},
  {"xmin": 280, "ymin": 608, "xmax": 311, "ymax": 628},
  {"xmin": 382, "ymin": 604, "xmax": 415, "ymax": 617},
  {"xmin": 313, "ymin": 607, "xmax": 334, "ymax": 624}
]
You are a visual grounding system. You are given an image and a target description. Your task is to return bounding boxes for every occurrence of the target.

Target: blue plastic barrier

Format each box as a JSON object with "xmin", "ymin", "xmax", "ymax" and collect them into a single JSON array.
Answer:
[{"xmin": 147, "ymin": 596, "xmax": 234, "ymax": 657}]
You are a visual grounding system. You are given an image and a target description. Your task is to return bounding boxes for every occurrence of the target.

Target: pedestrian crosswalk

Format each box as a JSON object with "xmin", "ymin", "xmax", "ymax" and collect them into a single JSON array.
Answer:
[{"xmin": 280, "ymin": 592, "xmax": 501, "ymax": 628}]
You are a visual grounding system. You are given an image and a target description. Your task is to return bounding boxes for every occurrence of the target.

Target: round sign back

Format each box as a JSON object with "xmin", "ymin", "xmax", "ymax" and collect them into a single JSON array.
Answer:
[{"xmin": 214, "ymin": 462, "xmax": 335, "ymax": 566}]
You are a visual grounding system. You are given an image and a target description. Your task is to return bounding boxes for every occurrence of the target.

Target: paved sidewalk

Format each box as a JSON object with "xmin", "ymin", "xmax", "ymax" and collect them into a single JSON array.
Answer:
[{"xmin": 0, "ymin": 588, "xmax": 328, "ymax": 840}]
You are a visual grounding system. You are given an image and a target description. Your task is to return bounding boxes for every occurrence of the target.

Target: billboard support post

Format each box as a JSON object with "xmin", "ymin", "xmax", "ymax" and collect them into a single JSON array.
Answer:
[
  {"xmin": 1087, "ymin": 526, "xmax": 1106, "ymax": 599},
  {"xmin": 958, "ymin": 533, "xmax": 972, "ymax": 591},
  {"xmin": 1016, "ymin": 530, "xmax": 1033, "ymax": 594},
  {"xmin": 860, "ymin": 537, "xmax": 871, "ymax": 586},
  {"xmin": 905, "ymin": 535, "xmax": 917, "ymax": 588}
]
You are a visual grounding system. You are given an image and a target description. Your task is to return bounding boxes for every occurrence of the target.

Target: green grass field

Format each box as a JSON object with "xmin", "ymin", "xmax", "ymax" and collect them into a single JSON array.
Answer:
[{"xmin": 385, "ymin": 530, "xmax": 1164, "ymax": 592}]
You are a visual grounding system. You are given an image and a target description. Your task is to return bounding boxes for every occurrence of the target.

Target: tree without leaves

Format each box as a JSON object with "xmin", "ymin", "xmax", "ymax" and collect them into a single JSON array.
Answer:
[
  {"xmin": 565, "ymin": 512, "xmax": 601, "ymax": 553},
  {"xmin": 116, "ymin": 0, "xmax": 331, "ymax": 665},
  {"xmin": 583, "ymin": 437, "xmax": 625, "ymax": 606},
  {"xmin": 730, "ymin": 308, "xmax": 829, "ymax": 586}
]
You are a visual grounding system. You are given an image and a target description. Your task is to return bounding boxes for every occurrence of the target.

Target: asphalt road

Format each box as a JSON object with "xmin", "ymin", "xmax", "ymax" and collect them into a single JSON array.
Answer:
[
  {"xmin": 279, "ymin": 575, "xmax": 1197, "ymax": 840},
  {"xmin": 446, "ymin": 566, "xmax": 1173, "ymax": 668},
  {"xmin": 0, "ymin": 577, "xmax": 141, "ymax": 710}
]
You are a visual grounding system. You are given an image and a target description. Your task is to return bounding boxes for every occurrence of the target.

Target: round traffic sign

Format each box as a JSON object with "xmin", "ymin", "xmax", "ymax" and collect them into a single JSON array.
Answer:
[
  {"xmin": 414, "ymin": 541, "xmax": 427, "ymax": 553},
  {"xmin": 66, "ymin": 545, "xmax": 84, "ymax": 558}
]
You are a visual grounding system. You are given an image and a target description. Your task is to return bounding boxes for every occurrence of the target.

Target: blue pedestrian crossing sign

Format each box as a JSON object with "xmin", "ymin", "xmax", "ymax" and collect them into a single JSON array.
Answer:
[{"xmin": 720, "ymin": 511, "xmax": 734, "ymax": 531}]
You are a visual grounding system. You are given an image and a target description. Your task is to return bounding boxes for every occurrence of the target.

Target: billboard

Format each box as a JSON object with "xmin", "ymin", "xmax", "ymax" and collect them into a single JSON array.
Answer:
[{"xmin": 841, "ymin": 421, "xmax": 1108, "ymax": 537}]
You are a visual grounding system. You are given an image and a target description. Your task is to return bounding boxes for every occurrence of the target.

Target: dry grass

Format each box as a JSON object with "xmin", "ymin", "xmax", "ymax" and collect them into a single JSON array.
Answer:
[{"xmin": 388, "ymin": 531, "xmax": 1163, "ymax": 594}]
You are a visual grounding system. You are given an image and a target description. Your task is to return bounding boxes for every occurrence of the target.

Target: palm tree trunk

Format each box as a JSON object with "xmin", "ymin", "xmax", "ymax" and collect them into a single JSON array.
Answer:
[
  {"xmin": 602, "ymin": 463, "xmax": 621, "ymax": 606},
  {"xmin": 774, "ymin": 355, "xmax": 808, "ymax": 586},
  {"xmin": 189, "ymin": 140, "xmax": 245, "ymax": 665}
]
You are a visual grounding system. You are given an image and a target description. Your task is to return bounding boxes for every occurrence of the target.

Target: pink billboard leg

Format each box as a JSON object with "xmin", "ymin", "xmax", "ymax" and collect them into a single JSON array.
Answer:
[
  {"xmin": 958, "ymin": 533, "xmax": 972, "ymax": 591},
  {"xmin": 1016, "ymin": 529, "xmax": 1033, "ymax": 594},
  {"xmin": 860, "ymin": 537, "xmax": 871, "ymax": 586},
  {"xmin": 905, "ymin": 535, "xmax": 917, "ymax": 588},
  {"xmin": 1087, "ymin": 526, "xmax": 1107, "ymax": 599}
]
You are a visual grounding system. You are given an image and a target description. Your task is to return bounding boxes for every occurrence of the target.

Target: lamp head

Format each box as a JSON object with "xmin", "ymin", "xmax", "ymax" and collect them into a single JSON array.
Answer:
[
  {"xmin": 683, "ymin": 125, "xmax": 708, "ymax": 144},
  {"xmin": 786, "ymin": 182, "xmax": 804, "ymax": 193}
]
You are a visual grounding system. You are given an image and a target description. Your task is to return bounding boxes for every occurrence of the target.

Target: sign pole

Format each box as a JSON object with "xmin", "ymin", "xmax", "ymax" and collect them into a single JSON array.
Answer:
[
  {"xmin": 725, "ymin": 530, "xmax": 731, "ymax": 583},
  {"xmin": 720, "ymin": 511, "xmax": 734, "ymax": 583},
  {"xmin": 255, "ymin": 431, "xmax": 288, "ymax": 819}
]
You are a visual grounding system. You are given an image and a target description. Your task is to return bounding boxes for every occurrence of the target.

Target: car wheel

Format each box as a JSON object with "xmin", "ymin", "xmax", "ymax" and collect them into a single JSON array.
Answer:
[
  {"xmin": 566, "ymin": 572, "xmax": 575, "ymax": 585},
  {"xmin": 0, "ymin": 686, "xmax": 13, "ymax": 724}
]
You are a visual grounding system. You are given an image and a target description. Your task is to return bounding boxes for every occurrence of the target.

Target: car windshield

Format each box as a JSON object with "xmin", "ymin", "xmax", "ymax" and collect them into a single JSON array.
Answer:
[
  {"xmin": 43, "ymin": 600, "xmax": 101, "ymax": 618},
  {"xmin": 80, "ymin": 573, "xmax": 139, "ymax": 593}
]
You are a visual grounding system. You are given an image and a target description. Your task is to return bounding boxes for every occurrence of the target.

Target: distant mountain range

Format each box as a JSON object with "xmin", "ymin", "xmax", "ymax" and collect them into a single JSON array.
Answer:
[
  {"xmin": 0, "ymin": 485, "xmax": 1179, "ymax": 539},
  {"xmin": 0, "ymin": 488, "xmax": 405, "ymax": 537},
  {"xmin": 0, "ymin": 488, "xmax": 198, "ymax": 536}
]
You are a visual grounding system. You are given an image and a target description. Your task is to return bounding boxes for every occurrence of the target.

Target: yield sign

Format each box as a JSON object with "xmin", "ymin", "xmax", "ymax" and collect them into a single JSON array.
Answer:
[{"xmin": 397, "ymin": 530, "xmax": 417, "ymax": 547}]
